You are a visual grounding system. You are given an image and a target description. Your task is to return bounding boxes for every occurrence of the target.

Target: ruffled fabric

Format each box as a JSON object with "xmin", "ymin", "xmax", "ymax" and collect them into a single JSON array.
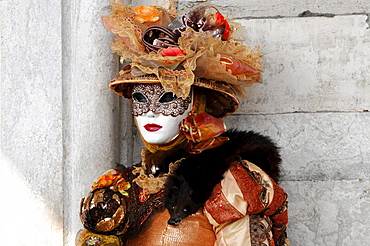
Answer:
[
  {"xmin": 204, "ymin": 160, "xmax": 289, "ymax": 246},
  {"xmin": 131, "ymin": 28, "xmax": 262, "ymax": 98},
  {"xmin": 102, "ymin": 1, "xmax": 147, "ymax": 57},
  {"xmin": 102, "ymin": 0, "xmax": 263, "ymax": 99}
]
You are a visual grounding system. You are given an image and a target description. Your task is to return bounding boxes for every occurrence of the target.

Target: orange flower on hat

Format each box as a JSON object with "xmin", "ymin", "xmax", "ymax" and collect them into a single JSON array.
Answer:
[{"xmin": 134, "ymin": 5, "xmax": 162, "ymax": 23}]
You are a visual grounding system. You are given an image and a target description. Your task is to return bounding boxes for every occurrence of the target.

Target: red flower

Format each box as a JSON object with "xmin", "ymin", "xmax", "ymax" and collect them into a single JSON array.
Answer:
[
  {"xmin": 161, "ymin": 47, "xmax": 186, "ymax": 57},
  {"xmin": 215, "ymin": 12, "xmax": 230, "ymax": 40}
]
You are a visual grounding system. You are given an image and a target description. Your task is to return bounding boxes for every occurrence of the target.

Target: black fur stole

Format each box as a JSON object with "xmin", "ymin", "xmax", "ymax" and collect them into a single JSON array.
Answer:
[{"xmin": 164, "ymin": 129, "xmax": 282, "ymax": 225}]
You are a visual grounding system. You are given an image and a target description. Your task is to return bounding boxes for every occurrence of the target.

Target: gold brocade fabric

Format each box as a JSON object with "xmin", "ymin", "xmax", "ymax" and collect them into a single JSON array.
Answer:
[{"xmin": 125, "ymin": 209, "xmax": 216, "ymax": 246}]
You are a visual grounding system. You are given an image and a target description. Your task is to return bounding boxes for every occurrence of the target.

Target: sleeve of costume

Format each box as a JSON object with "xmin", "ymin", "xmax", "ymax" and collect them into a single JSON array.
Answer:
[
  {"xmin": 75, "ymin": 164, "xmax": 169, "ymax": 246},
  {"xmin": 204, "ymin": 160, "xmax": 289, "ymax": 246},
  {"xmin": 75, "ymin": 168, "xmax": 130, "ymax": 246}
]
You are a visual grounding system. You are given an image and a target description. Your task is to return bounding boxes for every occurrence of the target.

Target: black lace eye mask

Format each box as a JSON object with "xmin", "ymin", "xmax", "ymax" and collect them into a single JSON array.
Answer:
[{"xmin": 132, "ymin": 84, "xmax": 191, "ymax": 117}]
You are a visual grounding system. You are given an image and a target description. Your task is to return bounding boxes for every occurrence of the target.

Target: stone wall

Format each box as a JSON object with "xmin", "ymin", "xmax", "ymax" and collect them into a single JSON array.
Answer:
[
  {"xmin": 1, "ymin": 0, "xmax": 122, "ymax": 245},
  {"xmin": 1, "ymin": 0, "xmax": 369, "ymax": 245}
]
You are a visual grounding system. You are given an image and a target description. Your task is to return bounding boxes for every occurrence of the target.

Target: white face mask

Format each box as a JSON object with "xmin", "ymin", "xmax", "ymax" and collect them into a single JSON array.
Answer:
[{"xmin": 132, "ymin": 84, "xmax": 192, "ymax": 144}]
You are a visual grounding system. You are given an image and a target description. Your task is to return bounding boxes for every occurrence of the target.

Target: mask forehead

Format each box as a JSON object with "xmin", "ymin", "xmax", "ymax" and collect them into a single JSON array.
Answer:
[
  {"xmin": 132, "ymin": 83, "xmax": 191, "ymax": 117},
  {"xmin": 133, "ymin": 83, "xmax": 164, "ymax": 103}
]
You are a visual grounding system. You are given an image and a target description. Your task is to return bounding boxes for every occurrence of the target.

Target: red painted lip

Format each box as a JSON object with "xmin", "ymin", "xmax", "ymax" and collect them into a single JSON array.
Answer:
[{"xmin": 144, "ymin": 124, "xmax": 162, "ymax": 132}]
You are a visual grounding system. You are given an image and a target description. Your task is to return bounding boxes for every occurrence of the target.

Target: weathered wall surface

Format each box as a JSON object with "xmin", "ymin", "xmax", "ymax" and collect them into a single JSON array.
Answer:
[
  {"xmin": 1, "ymin": 0, "xmax": 64, "ymax": 244},
  {"xmin": 1, "ymin": 0, "xmax": 122, "ymax": 245},
  {"xmin": 1, "ymin": 0, "xmax": 369, "ymax": 245}
]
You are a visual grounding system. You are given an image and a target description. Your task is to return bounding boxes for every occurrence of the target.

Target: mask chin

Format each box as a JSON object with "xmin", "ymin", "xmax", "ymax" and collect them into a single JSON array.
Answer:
[{"xmin": 135, "ymin": 105, "xmax": 191, "ymax": 144}]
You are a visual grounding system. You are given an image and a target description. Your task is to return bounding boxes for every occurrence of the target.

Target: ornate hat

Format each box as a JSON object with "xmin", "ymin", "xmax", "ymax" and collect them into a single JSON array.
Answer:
[{"xmin": 102, "ymin": 0, "xmax": 263, "ymax": 118}]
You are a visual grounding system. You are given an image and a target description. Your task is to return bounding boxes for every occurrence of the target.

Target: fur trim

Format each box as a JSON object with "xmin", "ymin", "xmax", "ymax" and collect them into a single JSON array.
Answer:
[
  {"xmin": 222, "ymin": 129, "xmax": 281, "ymax": 182},
  {"xmin": 164, "ymin": 129, "xmax": 282, "ymax": 225}
]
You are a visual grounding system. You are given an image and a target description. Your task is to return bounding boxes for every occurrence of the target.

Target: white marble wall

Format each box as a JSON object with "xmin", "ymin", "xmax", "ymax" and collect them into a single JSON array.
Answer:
[
  {"xmin": 1, "ymin": 0, "xmax": 369, "ymax": 245},
  {"xmin": 1, "ymin": 0, "xmax": 64, "ymax": 244}
]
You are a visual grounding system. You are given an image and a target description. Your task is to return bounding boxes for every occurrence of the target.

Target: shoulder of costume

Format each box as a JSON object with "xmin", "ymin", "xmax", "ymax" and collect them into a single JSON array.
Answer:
[
  {"xmin": 175, "ymin": 129, "xmax": 281, "ymax": 183},
  {"xmin": 165, "ymin": 129, "xmax": 281, "ymax": 206}
]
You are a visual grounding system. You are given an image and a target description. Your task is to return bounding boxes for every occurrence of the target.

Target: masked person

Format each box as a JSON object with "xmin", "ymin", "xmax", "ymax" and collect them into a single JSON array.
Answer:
[{"xmin": 76, "ymin": 1, "xmax": 289, "ymax": 245}]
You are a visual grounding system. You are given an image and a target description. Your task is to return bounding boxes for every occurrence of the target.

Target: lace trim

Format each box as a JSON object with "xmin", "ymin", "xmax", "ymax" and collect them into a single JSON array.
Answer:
[{"xmin": 132, "ymin": 150, "xmax": 184, "ymax": 194}]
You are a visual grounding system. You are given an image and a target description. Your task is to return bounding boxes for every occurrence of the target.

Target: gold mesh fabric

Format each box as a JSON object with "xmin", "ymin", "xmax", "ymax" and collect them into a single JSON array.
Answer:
[{"xmin": 125, "ymin": 209, "xmax": 216, "ymax": 246}]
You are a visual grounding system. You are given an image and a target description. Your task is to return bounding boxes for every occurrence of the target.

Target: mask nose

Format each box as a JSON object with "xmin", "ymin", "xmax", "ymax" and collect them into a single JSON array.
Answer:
[{"xmin": 146, "ymin": 110, "xmax": 157, "ymax": 118}]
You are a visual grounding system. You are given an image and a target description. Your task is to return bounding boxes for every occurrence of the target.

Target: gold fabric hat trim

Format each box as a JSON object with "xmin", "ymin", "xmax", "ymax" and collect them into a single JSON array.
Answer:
[{"xmin": 109, "ymin": 66, "xmax": 239, "ymax": 118}]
